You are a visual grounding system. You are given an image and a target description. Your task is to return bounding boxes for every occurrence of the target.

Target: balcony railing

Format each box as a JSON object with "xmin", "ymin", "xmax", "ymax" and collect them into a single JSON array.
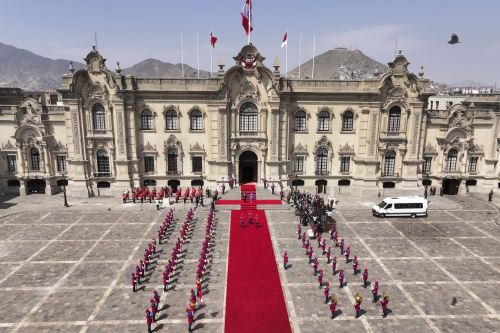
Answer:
[
  {"xmin": 93, "ymin": 172, "xmax": 112, "ymax": 178},
  {"xmin": 167, "ymin": 170, "xmax": 181, "ymax": 175},
  {"xmin": 380, "ymin": 131, "xmax": 406, "ymax": 140},
  {"xmin": 315, "ymin": 170, "xmax": 329, "ymax": 176},
  {"xmin": 381, "ymin": 172, "xmax": 400, "ymax": 178}
]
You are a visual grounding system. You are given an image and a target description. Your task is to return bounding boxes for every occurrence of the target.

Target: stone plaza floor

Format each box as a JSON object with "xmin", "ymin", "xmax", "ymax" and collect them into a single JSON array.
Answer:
[{"xmin": 0, "ymin": 189, "xmax": 499, "ymax": 332}]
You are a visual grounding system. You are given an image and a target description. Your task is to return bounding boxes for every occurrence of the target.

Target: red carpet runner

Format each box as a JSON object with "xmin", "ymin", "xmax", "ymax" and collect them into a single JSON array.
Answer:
[{"xmin": 223, "ymin": 184, "xmax": 292, "ymax": 333}]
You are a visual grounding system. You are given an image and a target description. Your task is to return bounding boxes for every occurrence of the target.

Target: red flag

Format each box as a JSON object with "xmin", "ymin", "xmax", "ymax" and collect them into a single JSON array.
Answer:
[
  {"xmin": 210, "ymin": 33, "xmax": 218, "ymax": 48},
  {"xmin": 241, "ymin": 0, "xmax": 253, "ymax": 36},
  {"xmin": 281, "ymin": 32, "xmax": 288, "ymax": 48}
]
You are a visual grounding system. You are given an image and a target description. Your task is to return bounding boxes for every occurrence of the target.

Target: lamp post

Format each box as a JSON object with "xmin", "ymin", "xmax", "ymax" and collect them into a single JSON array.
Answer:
[{"xmin": 60, "ymin": 171, "xmax": 69, "ymax": 207}]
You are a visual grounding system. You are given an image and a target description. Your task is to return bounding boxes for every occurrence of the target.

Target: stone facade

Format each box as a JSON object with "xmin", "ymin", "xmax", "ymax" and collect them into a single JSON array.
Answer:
[{"xmin": 0, "ymin": 45, "xmax": 499, "ymax": 196}]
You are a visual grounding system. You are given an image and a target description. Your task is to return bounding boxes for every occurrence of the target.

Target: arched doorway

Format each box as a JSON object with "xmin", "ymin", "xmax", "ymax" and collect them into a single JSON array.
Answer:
[
  {"xmin": 27, "ymin": 179, "xmax": 46, "ymax": 194},
  {"xmin": 443, "ymin": 178, "xmax": 460, "ymax": 195},
  {"xmin": 239, "ymin": 151, "xmax": 258, "ymax": 183},
  {"xmin": 315, "ymin": 179, "xmax": 327, "ymax": 193}
]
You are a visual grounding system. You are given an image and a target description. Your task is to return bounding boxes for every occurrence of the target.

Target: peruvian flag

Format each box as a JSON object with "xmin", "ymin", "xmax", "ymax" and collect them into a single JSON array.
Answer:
[
  {"xmin": 281, "ymin": 32, "xmax": 288, "ymax": 48},
  {"xmin": 241, "ymin": 0, "xmax": 253, "ymax": 36},
  {"xmin": 210, "ymin": 32, "xmax": 218, "ymax": 48}
]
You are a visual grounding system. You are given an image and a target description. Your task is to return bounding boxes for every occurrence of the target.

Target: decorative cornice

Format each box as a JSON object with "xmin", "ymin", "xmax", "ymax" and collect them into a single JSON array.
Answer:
[{"xmin": 338, "ymin": 142, "xmax": 355, "ymax": 155}]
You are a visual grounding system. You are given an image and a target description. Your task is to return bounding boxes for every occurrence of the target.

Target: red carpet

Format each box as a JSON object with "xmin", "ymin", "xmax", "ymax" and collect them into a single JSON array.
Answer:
[
  {"xmin": 223, "ymin": 184, "xmax": 291, "ymax": 333},
  {"xmin": 216, "ymin": 199, "xmax": 282, "ymax": 205}
]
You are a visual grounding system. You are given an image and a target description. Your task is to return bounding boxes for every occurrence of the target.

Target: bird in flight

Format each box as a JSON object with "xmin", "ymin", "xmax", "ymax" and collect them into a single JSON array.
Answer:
[{"xmin": 448, "ymin": 34, "xmax": 460, "ymax": 44}]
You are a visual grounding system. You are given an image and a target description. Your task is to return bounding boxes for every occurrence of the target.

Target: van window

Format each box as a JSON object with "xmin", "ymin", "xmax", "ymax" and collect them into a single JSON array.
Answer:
[
  {"xmin": 395, "ymin": 203, "xmax": 423, "ymax": 209},
  {"xmin": 378, "ymin": 201, "xmax": 387, "ymax": 208},
  {"xmin": 385, "ymin": 204, "xmax": 393, "ymax": 209}
]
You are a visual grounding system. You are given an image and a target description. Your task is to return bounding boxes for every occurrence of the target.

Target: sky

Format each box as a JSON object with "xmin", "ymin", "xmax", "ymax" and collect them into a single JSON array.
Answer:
[{"xmin": 1, "ymin": 0, "xmax": 499, "ymax": 85}]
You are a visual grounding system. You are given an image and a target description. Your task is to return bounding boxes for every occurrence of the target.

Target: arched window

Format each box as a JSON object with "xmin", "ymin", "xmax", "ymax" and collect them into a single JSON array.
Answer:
[
  {"xmin": 190, "ymin": 109, "xmax": 203, "ymax": 130},
  {"xmin": 294, "ymin": 110, "xmax": 306, "ymax": 131},
  {"xmin": 240, "ymin": 102, "xmax": 258, "ymax": 133},
  {"xmin": 141, "ymin": 109, "xmax": 154, "ymax": 130},
  {"xmin": 96, "ymin": 149, "xmax": 110, "ymax": 176},
  {"xmin": 318, "ymin": 110, "xmax": 330, "ymax": 132},
  {"xmin": 316, "ymin": 147, "xmax": 328, "ymax": 175},
  {"xmin": 446, "ymin": 149, "xmax": 458, "ymax": 171},
  {"xmin": 342, "ymin": 111, "xmax": 354, "ymax": 131},
  {"xmin": 383, "ymin": 150, "xmax": 396, "ymax": 176},
  {"xmin": 92, "ymin": 103, "xmax": 106, "ymax": 130},
  {"xmin": 165, "ymin": 109, "xmax": 179, "ymax": 130},
  {"xmin": 31, "ymin": 147, "xmax": 40, "ymax": 171},
  {"xmin": 387, "ymin": 106, "xmax": 401, "ymax": 132},
  {"xmin": 167, "ymin": 148, "xmax": 178, "ymax": 173}
]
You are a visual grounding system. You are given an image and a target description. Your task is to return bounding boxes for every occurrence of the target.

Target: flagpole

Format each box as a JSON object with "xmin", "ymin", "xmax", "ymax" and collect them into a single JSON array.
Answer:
[
  {"xmin": 299, "ymin": 33, "xmax": 302, "ymax": 79},
  {"xmin": 285, "ymin": 30, "xmax": 288, "ymax": 78},
  {"xmin": 248, "ymin": 0, "xmax": 252, "ymax": 45},
  {"xmin": 196, "ymin": 33, "xmax": 200, "ymax": 78},
  {"xmin": 312, "ymin": 34, "xmax": 316, "ymax": 79},
  {"xmin": 181, "ymin": 33, "xmax": 184, "ymax": 77},
  {"xmin": 94, "ymin": 32, "xmax": 98, "ymax": 50},
  {"xmin": 210, "ymin": 33, "xmax": 213, "ymax": 78}
]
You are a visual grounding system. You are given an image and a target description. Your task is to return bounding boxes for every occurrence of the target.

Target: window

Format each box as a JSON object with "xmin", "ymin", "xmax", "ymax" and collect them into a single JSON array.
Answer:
[
  {"xmin": 141, "ymin": 110, "xmax": 154, "ymax": 130},
  {"xmin": 50, "ymin": 94, "xmax": 58, "ymax": 105},
  {"xmin": 468, "ymin": 156, "xmax": 478, "ymax": 172},
  {"xmin": 167, "ymin": 148, "xmax": 178, "ymax": 173},
  {"xmin": 31, "ymin": 148, "xmax": 40, "ymax": 171},
  {"xmin": 430, "ymin": 101, "xmax": 434, "ymax": 110},
  {"xmin": 318, "ymin": 110, "xmax": 330, "ymax": 132},
  {"xmin": 436, "ymin": 101, "xmax": 440, "ymax": 110},
  {"xmin": 56, "ymin": 156, "xmax": 67, "ymax": 172},
  {"xmin": 240, "ymin": 102, "xmax": 258, "ymax": 133},
  {"xmin": 383, "ymin": 150, "xmax": 396, "ymax": 176},
  {"xmin": 294, "ymin": 111, "xmax": 306, "ymax": 131},
  {"xmin": 144, "ymin": 156, "xmax": 155, "ymax": 173},
  {"xmin": 395, "ymin": 203, "xmax": 423, "ymax": 209},
  {"xmin": 190, "ymin": 110, "xmax": 203, "ymax": 130},
  {"xmin": 446, "ymin": 149, "xmax": 458, "ymax": 171},
  {"xmin": 422, "ymin": 156, "xmax": 432, "ymax": 173},
  {"xmin": 387, "ymin": 106, "xmax": 401, "ymax": 132},
  {"xmin": 342, "ymin": 111, "xmax": 354, "ymax": 131},
  {"xmin": 7, "ymin": 155, "xmax": 16, "ymax": 172},
  {"xmin": 92, "ymin": 103, "xmax": 106, "ymax": 130},
  {"xmin": 340, "ymin": 156, "xmax": 350, "ymax": 172},
  {"xmin": 165, "ymin": 110, "xmax": 179, "ymax": 130},
  {"xmin": 96, "ymin": 149, "xmax": 110, "ymax": 176},
  {"xmin": 293, "ymin": 156, "xmax": 304, "ymax": 172},
  {"xmin": 316, "ymin": 148, "xmax": 328, "ymax": 175},
  {"xmin": 192, "ymin": 156, "xmax": 202, "ymax": 172}
]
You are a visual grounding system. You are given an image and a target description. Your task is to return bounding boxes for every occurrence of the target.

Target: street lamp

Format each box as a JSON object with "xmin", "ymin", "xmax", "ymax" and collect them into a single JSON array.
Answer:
[{"xmin": 60, "ymin": 171, "xmax": 69, "ymax": 207}]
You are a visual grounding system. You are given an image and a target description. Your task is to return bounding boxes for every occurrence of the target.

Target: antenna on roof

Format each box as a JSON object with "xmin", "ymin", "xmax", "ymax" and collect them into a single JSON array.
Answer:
[{"xmin": 94, "ymin": 32, "xmax": 98, "ymax": 51}]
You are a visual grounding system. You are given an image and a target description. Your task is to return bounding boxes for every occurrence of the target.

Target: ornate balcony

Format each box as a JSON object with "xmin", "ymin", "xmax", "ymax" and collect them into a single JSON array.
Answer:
[
  {"xmin": 380, "ymin": 131, "xmax": 406, "ymax": 141},
  {"xmin": 93, "ymin": 172, "xmax": 112, "ymax": 178}
]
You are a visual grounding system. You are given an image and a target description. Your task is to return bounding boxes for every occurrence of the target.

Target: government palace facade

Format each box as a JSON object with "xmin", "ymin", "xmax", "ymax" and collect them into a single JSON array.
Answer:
[{"xmin": 1, "ymin": 44, "xmax": 499, "ymax": 197}]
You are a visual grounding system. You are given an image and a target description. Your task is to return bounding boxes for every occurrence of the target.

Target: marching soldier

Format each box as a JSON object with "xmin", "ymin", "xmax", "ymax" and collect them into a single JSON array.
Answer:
[
  {"xmin": 323, "ymin": 282, "xmax": 330, "ymax": 303},
  {"xmin": 352, "ymin": 256, "xmax": 358, "ymax": 275},
  {"xmin": 329, "ymin": 295, "xmax": 337, "ymax": 319},
  {"xmin": 344, "ymin": 246, "xmax": 351, "ymax": 263},
  {"xmin": 339, "ymin": 238, "xmax": 345, "ymax": 255},
  {"xmin": 283, "ymin": 250, "xmax": 289, "ymax": 270},
  {"xmin": 145, "ymin": 308, "xmax": 153, "ymax": 333},
  {"xmin": 131, "ymin": 273, "xmax": 137, "ymax": 292},
  {"xmin": 338, "ymin": 269, "xmax": 345, "ymax": 288},
  {"xmin": 317, "ymin": 269, "xmax": 323, "ymax": 288},
  {"xmin": 331, "ymin": 256, "xmax": 337, "ymax": 275},
  {"xmin": 354, "ymin": 293, "xmax": 363, "ymax": 318},
  {"xmin": 380, "ymin": 292, "xmax": 390, "ymax": 317},
  {"xmin": 326, "ymin": 246, "xmax": 332, "ymax": 263},
  {"xmin": 371, "ymin": 281, "xmax": 379, "ymax": 302},
  {"xmin": 297, "ymin": 223, "xmax": 302, "ymax": 239},
  {"xmin": 362, "ymin": 268, "xmax": 369, "ymax": 287}
]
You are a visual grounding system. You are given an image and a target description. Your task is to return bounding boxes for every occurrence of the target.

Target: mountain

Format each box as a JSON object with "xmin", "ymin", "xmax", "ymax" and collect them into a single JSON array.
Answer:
[
  {"xmin": 0, "ymin": 42, "xmax": 85, "ymax": 91},
  {"xmin": 122, "ymin": 58, "xmax": 211, "ymax": 78},
  {"xmin": 288, "ymin": 47, "xmax": 388, "ymax": 80}
]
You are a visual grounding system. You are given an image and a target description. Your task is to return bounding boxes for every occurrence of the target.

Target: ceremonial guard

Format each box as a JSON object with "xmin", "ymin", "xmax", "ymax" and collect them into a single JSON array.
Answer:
[
  {"xmin": 371, "ymin": 281, "xmax": 379, "ymax": 302},
  {"xmin": 131, "ymin": 273, "xmax": 137, "ymax": 292},
  {"xmin": 308, "ymin": 247, "xmax": 314, "ymax": 263},
  {"xmin": 283, "ymin": 250, "xmax": 289, "ymax": 269},
  {"xmin": 329, "ymin": 295, "xmax": 337, "ymax": 319},
  {"xmin": 362, "ymin": 268, "xmax": 369, "ymax": 287},
  {"xmin": 186, "ymin": 306, "xmax": 194, "ymax": 332},
  {"xmin": 339, "ymin": 239, "xmax": 345, "ymax": 254},
  {"xmin": 338, "ymin": 269, "xmax": 345, "ymax": 288},
  {"xmin": 323, "ymin": 282, "xmax": 330, "ymax": 303},
  {"xmin": 326, "ymin": 246, "xmax": 332, "ymax": 263},
  {"xmin": 297, "ymin": 223, "xmax": 302, "ymax": 239},
  {"xmin": 352, "ymin": 256, "xmax": 358, "ymax": 275},
  {"xmin": 354, "ymin": 293, "xmax": 363, "ymax": 318},
  {"xmin": 317, "ymin": 269, "xmax": 323, "ymax": 288},
  {"xmin": 331, "ymin": 256, "xmax": 337, "ymax": 275},
  {"xmin": 344, "ymin": 246, "xmax": 350, "ymax": 263},
  {"xmin": 312, "ymin": 256, "xmax": 319, "ymax": 275},
  {"xmin": 145, "ymin": 308, "xmax": 153, "ymax": 333},
  {"xmin": 150, "ymin": 298, "xmax": 158, "ymax": 321},
  {"xmin": 380, "ymin": 292, "xmax": 390, "ymax": 317}
]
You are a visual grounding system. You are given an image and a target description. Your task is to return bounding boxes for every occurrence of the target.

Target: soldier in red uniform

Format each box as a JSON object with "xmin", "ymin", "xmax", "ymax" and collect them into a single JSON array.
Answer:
[
  {"xmin": 240, "ymin": 215, "xmax": 245, "ymax": 229},
  {"xmin": 339, "ymin": 238, "xmax": 345, "ymax": 254},
  {"xmin": 186, "ymin": 306, "xmax": 194, "ymax": 332},
  {"xmin": 338, "ymin": 269, "xmax": 345, "ymax": 288},
  {"xmin": 283, "ymin": 250, "xmax": 289, "ymax": 270},
  {"xmin": 323, "ymin": 282, "xmax": 330, "ymax": 303},
  {"xmin": 321, "ymin": 239, "xmax": 327, "ymax": 254},
  {"xmin": 380, "ymin": 293, "xmax": 390, "ymax": 317},
  {"xmin": 317, "ymin": 269, "xmax": 323, "ymax": 288},
  {"xmin": 326, "ymin": 246, "xmax": 332, "ymax": 263},
  {"xmin": 145, "ymin": 308, "xmax": 153, "ymax": 333},
  {"xmin": 344, "ymin": 246, "xmax": 350, "ymax": 263},
  {"xmin": 150, "ymin": 298, "xmax": 158, "ymax": 322},
  {"xmin": 362, "ymin": 268, "xmax": 369, "ymax": 287},
  {"xmin": 354, "ymin": 293, "xmax": 363, "ymax": 318},
  {"xmin": 333, "ymin": 230, "xmax": 338, "ymax": 247},
  {"xmin": 308, "ymin": 246, "xmax": 313, "ymax": 263},
  {"xmin": 352, "ymin": 255, "xmax": 359, "ymax": 275},
  {"xmin": 329, "ymin": 295, "xmax": 337, "ymax": 319},
  {"xmin": 371, "ymin": 281, "xmax": 379, "ymax": 302},
  {"xmin": 131, "ymin": 273, "xmax": 137, "ymax": 292},
  {"xmin": 297, "ymin": 223, "xmax": 302, "ymax": 239},
  {"xmin": 331, "ymin": 256, "xmax": 337, "ymax": 275}
]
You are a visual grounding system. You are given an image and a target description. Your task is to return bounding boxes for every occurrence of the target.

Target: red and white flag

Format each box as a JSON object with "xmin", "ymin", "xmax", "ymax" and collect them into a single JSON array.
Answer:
[
  {"xmin": 281, "ymin": 32, "xmax": 288, "ymax": 48},
  {"xmin": 241, "ymin": 0, "xmax": 253, "ymax": 36},
  {"xmin": 210, "ymin": 33, "xmax": 218, "ymax": 48}
]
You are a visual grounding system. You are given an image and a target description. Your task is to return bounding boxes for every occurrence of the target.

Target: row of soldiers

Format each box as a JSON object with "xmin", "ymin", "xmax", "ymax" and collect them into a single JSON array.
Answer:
[
  {"xmin": 131, "ymin": 209, "xmax": 175, "ymax": 292},
  {"xmin": 292, "ymin": 222, "xmax": 390, "ymax": 318},
  {"xmin": 186, "ymin": 208, "xmax": 217, "ymax": 332}
]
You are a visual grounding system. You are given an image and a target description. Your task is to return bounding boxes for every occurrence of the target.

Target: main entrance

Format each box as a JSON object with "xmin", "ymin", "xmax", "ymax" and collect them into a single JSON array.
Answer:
[
  {"xmin": 443, "ymin": 178, "xmax": 461, "ymax": 195},
  {"xmin": 239, "ymin": 151, "xmax": 258, "ymax": 183},
  {"xmin": 27, "ymin": 179, "xmax": 46, "ymax": 194}
]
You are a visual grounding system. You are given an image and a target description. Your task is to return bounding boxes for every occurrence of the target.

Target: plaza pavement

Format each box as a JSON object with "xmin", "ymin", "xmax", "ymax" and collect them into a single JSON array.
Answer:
[{"xmin": 0, "ymin": 188, "xmax": 499, "ymax": 332}]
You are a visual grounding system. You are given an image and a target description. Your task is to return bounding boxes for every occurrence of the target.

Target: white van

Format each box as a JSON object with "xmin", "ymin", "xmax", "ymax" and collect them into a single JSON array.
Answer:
[{"xmin": 372, "ymin": 196, "xmax": 428, "ymax": 218}]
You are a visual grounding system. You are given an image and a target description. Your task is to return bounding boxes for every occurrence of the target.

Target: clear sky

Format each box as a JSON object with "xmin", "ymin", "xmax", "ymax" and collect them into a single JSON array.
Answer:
[{"xmin": 1, "ymin": 0, "xmax": 499, "ymax": 85}]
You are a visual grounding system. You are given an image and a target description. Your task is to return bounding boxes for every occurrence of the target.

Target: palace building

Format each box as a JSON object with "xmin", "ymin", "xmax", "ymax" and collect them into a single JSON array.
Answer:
[{"xmin": 0, "ymin": 44, "xmax": 499, "ymax": 196}]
